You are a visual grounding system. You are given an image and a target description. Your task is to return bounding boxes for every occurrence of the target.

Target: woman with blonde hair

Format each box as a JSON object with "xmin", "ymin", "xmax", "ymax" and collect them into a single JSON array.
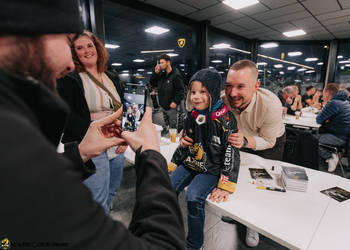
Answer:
[{"xmin": 58, "ymin": 30, "xmax": 126, "ymax": 213}]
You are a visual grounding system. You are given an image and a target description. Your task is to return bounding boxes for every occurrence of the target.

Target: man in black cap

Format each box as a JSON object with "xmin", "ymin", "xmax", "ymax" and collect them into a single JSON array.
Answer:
[{"xmin": 0, "ymin": 0, "xmax": 184, "ymax": 249}]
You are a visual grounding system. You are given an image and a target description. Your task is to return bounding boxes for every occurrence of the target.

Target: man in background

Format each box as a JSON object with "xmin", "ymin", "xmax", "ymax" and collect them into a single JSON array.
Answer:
[{"xmin": 150, "ymin": 54, "xmax": 184, "ymax": 135}]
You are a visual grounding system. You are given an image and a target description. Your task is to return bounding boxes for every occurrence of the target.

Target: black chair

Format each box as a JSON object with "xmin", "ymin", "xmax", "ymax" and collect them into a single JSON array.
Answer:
[{"xmin": 319, "ymin": 136, "xmax": 350, "ymax": 178}]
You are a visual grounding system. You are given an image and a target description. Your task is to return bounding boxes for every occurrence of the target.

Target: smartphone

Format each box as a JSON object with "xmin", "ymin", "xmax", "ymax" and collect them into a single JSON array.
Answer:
[{"xmin": 122, "ymin": 83, "xmax": 147, "ymax": 131}]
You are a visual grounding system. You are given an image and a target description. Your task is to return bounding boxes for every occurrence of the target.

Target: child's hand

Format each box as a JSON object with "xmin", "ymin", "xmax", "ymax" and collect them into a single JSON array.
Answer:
[{"xmin": 209, "ymin": 188, "xmax": 230, "ymax": 203}]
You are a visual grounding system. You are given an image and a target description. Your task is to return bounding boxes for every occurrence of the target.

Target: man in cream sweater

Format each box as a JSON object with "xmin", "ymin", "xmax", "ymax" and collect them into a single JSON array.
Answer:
[{"xmin": 223, "ymin": 59, "xmax": 286, "ymax": 247}]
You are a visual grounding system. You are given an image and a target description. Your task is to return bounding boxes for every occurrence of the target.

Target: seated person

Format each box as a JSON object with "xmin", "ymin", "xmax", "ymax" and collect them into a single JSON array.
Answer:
[
  {"xmin": 290, "ymin": 85, "xmax": 303, "ymax": 112},
  {"xmin": 278, "ymin": 85, "xmax": 296, "ymax": 115},
  {"xmin": 168, "ymin": 68, "xmax": 240, "ymax": 250},
  {"xmin": 312, "ymin": 89, "xmax": 323, "ymax": 110},
  {"xmin": 316, "ymin": 83, "xmax": 350, "ymax": 172},
  {"xmin": 302, "ymin": 86, "xmax": 316, "ymax": 107},
  {"xmin": 346, "ymin": 87, "xmax": 350, "ymax": 101}
]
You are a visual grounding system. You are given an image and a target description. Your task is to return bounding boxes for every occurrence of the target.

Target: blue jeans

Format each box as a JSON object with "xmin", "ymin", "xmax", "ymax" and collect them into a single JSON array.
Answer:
[
  {"xmin": 319, "ymin": 133, "xmax": 346, "ymax": 160},
  {"xmin": 83, "ymin": 151, "xmax": 124, "ymax": 213},
  {"xmin": 170, "ymin": 165, "xmax": 218, "ymax": 250}
]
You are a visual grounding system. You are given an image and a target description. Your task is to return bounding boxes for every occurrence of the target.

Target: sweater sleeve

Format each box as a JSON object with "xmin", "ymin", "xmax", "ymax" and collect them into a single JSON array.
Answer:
[
  {"xmin": 217, "ymin": 112, "xmax": 240, "ymax": 193},
  {"xmin": 63, "ymin": 141, "xmax": 96, "ymax": 180},
  {"xmin": 1, "ymin": 110, "xmax": 185, "ymax": 250}
]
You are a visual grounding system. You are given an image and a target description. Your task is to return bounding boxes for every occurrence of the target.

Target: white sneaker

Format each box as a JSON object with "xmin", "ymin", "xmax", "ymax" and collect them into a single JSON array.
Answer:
[
  {"xmin": 246, "ymin": 227, "xmax": 259, "ymax": 247},
  {"xmin": 328, "ymin": 153, "xmax": 339, "ymax": 172}
]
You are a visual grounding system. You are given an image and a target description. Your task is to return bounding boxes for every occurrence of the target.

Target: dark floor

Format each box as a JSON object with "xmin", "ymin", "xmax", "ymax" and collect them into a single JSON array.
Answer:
[{"xmin": 110, "ymin": 163, "xmax": 289, "ymax": 250}]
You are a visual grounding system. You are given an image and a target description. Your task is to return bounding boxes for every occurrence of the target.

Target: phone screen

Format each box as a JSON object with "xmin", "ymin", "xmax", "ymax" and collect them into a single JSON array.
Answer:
[{"xmin": 122, "ymin": 83, "xmax": 146, "ymax": 131}]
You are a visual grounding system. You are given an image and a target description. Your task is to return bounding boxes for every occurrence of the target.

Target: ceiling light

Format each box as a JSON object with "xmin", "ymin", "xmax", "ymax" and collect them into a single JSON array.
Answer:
[
  {"xmin": 339, "ymin": 60, "xmax": 350, "ymax": 64},
  {"xmin": 223, "ymin": 0, "xmax": 259, "ymax": 10},
  {"xmin": 341, "ymin": 66, "xmax": 345, "ymax": 70},
  {"xmin": 283, "ymin": 29, "xmax": 306, "ymax": 37},
  {"xmin": 213, "ymin": 43, "xmax": 231, "ymax": 49},
  {"xmin": 288, "ymin": 51, "xmax": 302, "ymax": 57},
  {"xmin": 274, "ymin": 64, "xmax": 283, "ymax": 68},
  {"xmin": 141, "ymin": 49, "xmax": 174, "ymax": 54},
  {"xmin": 211, "ymin": 60, "xmax": 223, "ymax": 63},
  {"xmin": 258, "ymin": 70, "xmax": 263, "ymax": 72},
  {"xmin": 279, "ymin": 71, "xmax": 285, "ymax": 75},
  {"xmin": 287, "ymin": 66, "xmax": 296, "ymax": 70},
  {"xmin": 111, "ymin": 63, "xmax": 122, "ymax": 66},
  {"xmin": 147, "ymin": 71, "xmax": 153, "ymax": 74},
  {"xmin": 122, "ymin": 70, "xmax": 129, "ymax": 73},
  {"xmin": 218, "ymin": 71, "xmax": 225, "ymax": 74},
  {"xmin": 145, "ymin": 26, "xmax": 169, "ymax": 35},
  {"xmin": 257, "ymin": 62, "xmax": 267, "ymax": 66},
  {"xmin": 306, "ymin": 70, "xmax": 315, "ymax": 73},
  {"xmin": 179, "ymin": 64, "xmax": 185, "ymax": 67},
  {"xmin": 297, "ymin": 68, "xmax": 307, "ymax": 72},
  {"xmin": 133, "ymin": 59, "xmax": 145, "ymax": 63},
  {"xmin": 137, "ymin": 69, "xmax": 145, "ymax": 72},
  {"xmin": 337, "ymin": 55, "xmax": 343, "ymax": 59},
  {"xmin": 260, "ymin": 42, "xmax": 278, "ymax": 48},
  {"xmin": 167, "ymin": 53, "xmax": 179, "ymax": 57},
  {"xmin": 105, "ymin": 43, "xmax": 120, "ymax": 49},
  {"xmin": 267, "ymin": 70, "xmax": 271, "ymax": 73},
  {"xmin": 305, "ymin": 58, "xmax": 318, "ymax": 62},
  {"xmin": 119, "ymin": 73, "xmax": 129, "ymax": 76},
  {"xmin": 345, "ymin": 64, "xmax": 350, "ymax": 67},
  {"xmin": 317, "ymin": 62, "xmax": 324, "ymax": 65},
  {"xmin": 209, "ymin": 66, "xmax": 214, "ymax": 69}
]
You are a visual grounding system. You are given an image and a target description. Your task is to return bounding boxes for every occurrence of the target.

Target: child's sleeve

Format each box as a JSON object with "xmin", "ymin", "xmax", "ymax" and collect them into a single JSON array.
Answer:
[
  {"xmin": 168, "ymin": 146, "xmax": 187, "ymax": 172},
  {"xmin": 168, "ymin": 115, "xmax": 195, "ymax": 172},
  {"xmin": 217, "ymin": 112, "xmax": 240, "ymax": 193}
]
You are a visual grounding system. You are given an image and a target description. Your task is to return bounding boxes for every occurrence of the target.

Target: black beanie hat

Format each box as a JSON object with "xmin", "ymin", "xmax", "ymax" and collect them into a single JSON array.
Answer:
[{"xmin": 0, "ymin": 0, "xmax": 84, "ymax": 35}]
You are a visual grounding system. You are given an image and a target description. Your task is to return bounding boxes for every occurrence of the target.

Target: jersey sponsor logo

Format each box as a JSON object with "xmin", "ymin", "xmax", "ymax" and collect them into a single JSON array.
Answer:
[{"xmin": 211, "ymin": 105, "xmax": 229, "ymax": 120}]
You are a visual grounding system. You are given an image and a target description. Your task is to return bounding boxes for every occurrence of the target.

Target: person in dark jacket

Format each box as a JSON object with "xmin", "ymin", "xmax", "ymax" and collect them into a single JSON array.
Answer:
[
  {"xmin": 0, "ymin": 0, "xmax": 185, "ymax": 249},
  {"xmin": 316, "ymin": 83, "xmax": 350, "ymax": 172},
  {"xmin": 57, "ymin": 30, "xmax": 126, "ymax": 213},
  {"xmin": 168, "ymin": 68, "xmax": 240, "ymax": 250},
  {"xmin": 150, "ymin": 53, "xmax": 185, "ymax": 135}
]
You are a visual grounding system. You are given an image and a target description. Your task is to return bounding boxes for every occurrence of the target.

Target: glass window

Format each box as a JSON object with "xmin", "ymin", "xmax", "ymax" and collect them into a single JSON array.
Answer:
[
  {"xmin": 335, "ymin": 41, "xmax": 350, "ymax": 86},
  {"xmin": 257, "ymin": 42, "xmax": 329, "ymax": 95},
  {"xmin": 208, "ymin": 29, "xmax": 251, "ymax": 88},
  {"xmin": 104, "ymin": 1, "xmax": 199, "ymax": 86}
]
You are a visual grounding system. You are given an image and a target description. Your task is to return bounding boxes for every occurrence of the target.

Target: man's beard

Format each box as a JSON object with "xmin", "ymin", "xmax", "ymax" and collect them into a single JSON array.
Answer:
[{"xmin": 1, "ymin": 37, "xmax": 57, "ymax": 92}]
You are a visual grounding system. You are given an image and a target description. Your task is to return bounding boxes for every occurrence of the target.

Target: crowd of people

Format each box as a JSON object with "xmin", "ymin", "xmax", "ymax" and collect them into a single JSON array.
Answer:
[{"xmin": 1, "ymin": 1, "xmax": 350, "ymax": 250}]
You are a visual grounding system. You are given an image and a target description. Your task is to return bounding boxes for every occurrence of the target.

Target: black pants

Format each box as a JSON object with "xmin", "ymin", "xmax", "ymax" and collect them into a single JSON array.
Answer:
[{"xmin": 240, "ymin": 132, "xmax": 286, "ymax": 161}]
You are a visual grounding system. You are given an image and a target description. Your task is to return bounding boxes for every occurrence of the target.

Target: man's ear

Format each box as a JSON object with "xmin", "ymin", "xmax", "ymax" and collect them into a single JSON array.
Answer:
[{"xmin": 255, "ymin": 81, "xmax": 260, "ymax": 90}]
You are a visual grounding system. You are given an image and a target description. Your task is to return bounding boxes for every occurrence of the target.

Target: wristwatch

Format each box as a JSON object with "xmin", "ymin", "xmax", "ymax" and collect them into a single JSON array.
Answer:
[{"xmin": 242, "ymin": 136, "xmax": 248, "ymax": 148}]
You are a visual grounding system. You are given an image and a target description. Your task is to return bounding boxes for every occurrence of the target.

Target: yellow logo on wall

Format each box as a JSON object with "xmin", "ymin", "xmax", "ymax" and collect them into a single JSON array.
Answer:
[
  {"xmin": 178, "ymin": 38, "xmax": 186, "ymax": 48},
  {"xmin": 0, "ymin": 238, "xmax": 11, "ymax": 250}
]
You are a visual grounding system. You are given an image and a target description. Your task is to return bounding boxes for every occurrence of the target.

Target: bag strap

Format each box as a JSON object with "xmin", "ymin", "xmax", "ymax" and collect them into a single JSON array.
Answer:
[{"xmin": 86, "ymin": 71, "xmax": 122, "ymax": 112}]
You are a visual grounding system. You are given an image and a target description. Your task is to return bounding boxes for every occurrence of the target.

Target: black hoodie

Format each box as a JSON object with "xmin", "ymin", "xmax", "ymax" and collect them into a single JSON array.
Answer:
[{"xmin": 168, "ymin": 69, "xmax": 240, "ymax": 193}]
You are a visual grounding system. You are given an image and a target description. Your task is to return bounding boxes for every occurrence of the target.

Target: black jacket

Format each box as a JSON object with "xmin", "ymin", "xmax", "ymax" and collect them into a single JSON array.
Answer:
[
  {"xmin": 57, "ymin": 71, "xmax": 124, "ymax": 143},
  {"xmin": 150, "ymin": 67, "xmax": 184, "ymax": 110},
  {"xmin": 168, "ymin": 69, "xmax": 240, "ymax": 193},
  {"xmin": 0, "ymin": 69, "xmax": 185, "ymax": 249}
]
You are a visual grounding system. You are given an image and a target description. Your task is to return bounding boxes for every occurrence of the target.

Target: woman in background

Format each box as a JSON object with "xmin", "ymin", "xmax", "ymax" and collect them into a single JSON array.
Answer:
[{"xmin": 57, "ymin": 31, "xmax": 126, "ymax": 213}]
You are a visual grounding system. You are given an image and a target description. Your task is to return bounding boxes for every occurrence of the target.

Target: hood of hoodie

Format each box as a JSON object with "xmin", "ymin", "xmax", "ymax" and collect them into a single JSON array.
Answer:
[
  {"xmin": 332, "ymin": 90, "xmax": 348, "ymax": 101},
  {"xmin": 186, "ymin": 68, "xmax": 222, "ymax": 112}
]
